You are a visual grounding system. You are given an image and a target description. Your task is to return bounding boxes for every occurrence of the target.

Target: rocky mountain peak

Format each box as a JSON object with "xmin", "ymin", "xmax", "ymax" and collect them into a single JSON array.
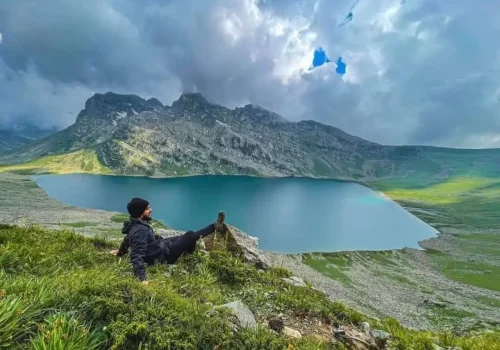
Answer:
[
  {"xmin": 76, "ymin": 92, "xmax": 164, "ymax": 125},
  {"xmin": 171, "ymin": 92, "xmax": 212, "ymax": 113},
  {"xmin": 233, "ymin": 104, "xmax": 289, "ymax": 125},
  {"xmin": 84, "ymin": 92, "xmax": 145, "ymax": 112},
  {"xmin": 145, "ymin": 97, "xmax": 164, "ymax": 110}
]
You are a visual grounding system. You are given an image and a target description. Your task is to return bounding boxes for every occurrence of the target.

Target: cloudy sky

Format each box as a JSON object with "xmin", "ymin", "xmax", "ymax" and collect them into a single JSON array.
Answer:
[{"xmin": 1, "ymin": 0, "xmax": 499, "ymax": 148}]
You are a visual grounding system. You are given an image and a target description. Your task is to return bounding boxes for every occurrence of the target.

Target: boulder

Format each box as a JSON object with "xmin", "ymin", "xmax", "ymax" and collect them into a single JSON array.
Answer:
[
  {"xmin": 215, "ymin": 300, "xmax": 257, "ymax": 329},
  {"xmin": 227, "ymin": 225, "xmax": 271, "ymax": 270},
  {"xmin": 203, "ymin": 225, "xmax": 271, "ymax": 270},
  {"xmin": 157, "ymin": 225, "xmax": 271, "ymax": 269}
]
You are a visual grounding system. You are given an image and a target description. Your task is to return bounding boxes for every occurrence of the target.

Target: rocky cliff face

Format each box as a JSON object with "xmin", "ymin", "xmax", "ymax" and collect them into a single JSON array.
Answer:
[{"xmin": 4, "ymin": 91, "xmax": 493, "ymax": 181}]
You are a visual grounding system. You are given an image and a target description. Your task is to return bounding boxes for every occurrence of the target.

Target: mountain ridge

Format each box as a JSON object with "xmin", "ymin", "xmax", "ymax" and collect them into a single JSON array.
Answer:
[
  {"xmin": 0, "ymin": 124, "xmax": 57, "ymax": 153},
  {"xmin": 2, "ymin": 91, "xmax": 500, "ymax": 183}
]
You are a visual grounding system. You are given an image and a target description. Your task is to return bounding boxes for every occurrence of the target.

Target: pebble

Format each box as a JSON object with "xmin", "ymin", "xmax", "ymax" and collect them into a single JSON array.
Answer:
[
  {"xmin": 282, "ymin": 276, "xmax": 306, "ymax": 287},
  {"xmin": 361, "ymin": 321, "xmax": 371, "ymax": 335},
  {"xmin": 371, "ymin": 330, "xmax": 391, "ymax": 340},
  {"xmin": 283, "ymin": 326, "xmax": 302, "ymax": 339}
]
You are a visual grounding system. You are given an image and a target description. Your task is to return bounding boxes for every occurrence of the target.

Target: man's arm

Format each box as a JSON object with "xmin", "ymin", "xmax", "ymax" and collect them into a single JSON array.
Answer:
[
  {"xmin": 129, "ymin": 229, "xmax": 148, "ymax": 281},
  {"xmin": 116, "ymin": 235, "xmax": 130, "ymax": 257}
]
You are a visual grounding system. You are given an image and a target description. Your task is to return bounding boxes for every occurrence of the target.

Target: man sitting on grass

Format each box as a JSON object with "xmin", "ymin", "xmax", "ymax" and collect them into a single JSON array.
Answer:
[{"xmin": 110, "ymin": 197, "xmax": 227, "ymax": 285}]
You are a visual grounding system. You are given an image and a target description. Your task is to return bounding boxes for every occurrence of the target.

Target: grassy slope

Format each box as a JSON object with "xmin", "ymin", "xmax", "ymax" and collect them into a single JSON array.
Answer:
[
  {"xmin": 302, "ymin": 146, "xmax": 500, "ymax": 292},
  {"xmin": 303, "ymin": 147, "xmax": 500, "ymax": 331},
  {"xmin": 307, "ymin": 144, "xmax": 500, "ymax": 291},
  {"xmin": 0, "ymin": 149, "xmax": 111, "ymax": 175},
  {"xmin": 1, "ymin": 224, "xmax": 499, "ymax": 349},
  {"xmin": 373, "ymin": 177, "xmax": 500, "ymax": 291}
]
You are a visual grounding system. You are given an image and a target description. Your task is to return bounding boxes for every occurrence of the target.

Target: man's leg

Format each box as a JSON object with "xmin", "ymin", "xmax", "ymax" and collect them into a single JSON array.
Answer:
[
  {"xmin": 165, "ymin": 224, "xmax": 215, "ymax": 263},
  {"xmin": 165, "ymin": 212, "xmax": 227, "ymax": 264}
]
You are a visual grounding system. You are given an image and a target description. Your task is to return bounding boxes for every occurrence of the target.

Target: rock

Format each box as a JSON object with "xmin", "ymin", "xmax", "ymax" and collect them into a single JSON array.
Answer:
[
  {"xmin": 333, "ymin": 326, "xmax": 346, "ymax": 336},
  {"xmin": 198, "ymin": 239, "xmax": 206, "ymax": 250},
  {"xmin": 214, "ymin": 300, "xmax": 257, "ymax": 329},
  {"xmin": 423, "ymin": 299, "xmax": 447, "ymax": 308},
  {"xmin": 291, "ymin": 276, "xmax": 307, "ymax": 286},
  {"xmin": 268, "ymin": 318, "xmax": 284, "ymax": 333},
  {"xmin": 282, "ymin": 276, "xmax": 306, "ymax": 287},
  {"xmin": 227, "ymin": 226, "xmax": 271, "ymax": 270},
  {"xmin": 312, "ymin": 286, "xmax": 327, "ymax": 296},
  {"xmin": 371, "ymin": 330, "xmax": 391, "ymax": 340},
  {"xmin": 283, "ymin": 326, "xmax": 302, "ymax": 339},
  {"xmin": 203, "ymin": 225, "xmax": 271, "ymax": 270},
  {"xmin": 258, "ymin": 269, "xmax": 265, "ymax": 274},
  {"xmin": 361, "ymin": 321, "xmax": 371, "ymax": 335}
]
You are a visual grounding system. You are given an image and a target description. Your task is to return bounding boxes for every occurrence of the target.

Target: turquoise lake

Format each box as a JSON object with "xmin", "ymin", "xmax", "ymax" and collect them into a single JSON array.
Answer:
[{"xmin": 34, "ymin": 174, "xmax": 437, "ymax": 253}]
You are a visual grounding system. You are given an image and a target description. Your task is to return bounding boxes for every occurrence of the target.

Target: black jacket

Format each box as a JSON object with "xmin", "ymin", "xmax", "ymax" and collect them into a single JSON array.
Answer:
[{"xmin": 117, "ymin": 218, "xmax": 167, "ymax": 281}]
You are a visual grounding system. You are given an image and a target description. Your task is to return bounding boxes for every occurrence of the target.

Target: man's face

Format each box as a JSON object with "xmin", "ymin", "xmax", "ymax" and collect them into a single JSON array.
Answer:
[{"xmin": 141, "ymin": 206, "xmax": 152, "ymax": 221}]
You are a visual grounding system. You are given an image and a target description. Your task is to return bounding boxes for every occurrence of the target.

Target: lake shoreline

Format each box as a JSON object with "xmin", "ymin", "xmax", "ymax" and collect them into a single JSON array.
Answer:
[
  {"xmin": 12, "ymin": 168, "xmax": 445, "ymax": 255},
  {"xmin": 32, "ymin": 172, "xmax": 437, "ymax": 253}
]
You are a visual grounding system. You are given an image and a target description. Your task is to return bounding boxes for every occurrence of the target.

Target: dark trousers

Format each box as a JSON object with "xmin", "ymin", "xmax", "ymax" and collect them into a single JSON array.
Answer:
[{"xmin": 164, "ymin": 224, "xmax": 215, "ymax": 264}]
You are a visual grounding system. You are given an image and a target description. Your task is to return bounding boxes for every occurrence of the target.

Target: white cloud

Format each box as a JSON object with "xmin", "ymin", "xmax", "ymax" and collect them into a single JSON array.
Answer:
[
  {"xmin": 0, "ymin": 0, "xmax": 499, "ymax": 148},
  {"xmin": 0, "ymin": 32, "xmax": 2, "ymax": 44}
]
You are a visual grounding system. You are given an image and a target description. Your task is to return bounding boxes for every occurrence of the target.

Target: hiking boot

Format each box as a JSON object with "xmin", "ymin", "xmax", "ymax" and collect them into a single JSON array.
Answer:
[{"xmin": 214, "ymin": 211, "xmax": 226, "ymax": 233}]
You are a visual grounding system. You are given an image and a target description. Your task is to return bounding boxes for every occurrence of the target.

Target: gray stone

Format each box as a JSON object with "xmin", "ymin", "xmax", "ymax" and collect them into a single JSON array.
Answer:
[
  {"xmin": 198, "ymin": 239, "xmax": 206, "ymax": 250},
  {"xmin": 423, "ymin": 299, "xmax": 447, "ymax": 308},
  {"xmin": 361, "ymin": 321, "xmax": 371, "ymax": 335},
  {"xmin": 282, "ymin": 276, "xmax": 306, "ymax": 287},
  {"xmin": 215, "ymin": 300, "xmax": 257, "ymax": 329},
  {"xmin": 371, "ymin": 330, "xmax": 391, "ymax": 340},
  {"xmin": 228, "ymin": 226, "xmax": 271, "ymax": 270},
  {"xmin": 333, "ymin": 326, "xmax": 346, "ymax": 336},
  {"xmin": 283, "ymin": 326, "xmax": 302, "ymax": 339}
]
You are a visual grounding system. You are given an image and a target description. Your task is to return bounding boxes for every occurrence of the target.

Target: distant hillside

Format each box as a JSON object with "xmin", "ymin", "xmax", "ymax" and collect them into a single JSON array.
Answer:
[
  {"xmin": 0, "ymin": 124, "xmax": 56, "ymax": 153},
  {"xmin": 2, "ymin": 92, "xmax": 500, "ymax": 184}
]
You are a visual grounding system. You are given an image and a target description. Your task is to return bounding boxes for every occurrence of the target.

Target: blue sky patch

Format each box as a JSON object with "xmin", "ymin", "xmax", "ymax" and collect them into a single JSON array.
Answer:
[
  {"xmin": 336, "ymin": 57, "xmax": 346, "ymax": 75},
  {"xmin": 312, "ymin": 47, "xmax": 330, "ymax": 68},
  {"xmin": 310, "ymin": 48, "xmax": 346, "ymax": 76}
]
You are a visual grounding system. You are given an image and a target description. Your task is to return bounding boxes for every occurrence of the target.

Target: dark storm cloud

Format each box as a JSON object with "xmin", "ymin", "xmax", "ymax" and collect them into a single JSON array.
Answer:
[{"xmin": 0, "ymin": 0, "xmax": 499, "ymax": 147}]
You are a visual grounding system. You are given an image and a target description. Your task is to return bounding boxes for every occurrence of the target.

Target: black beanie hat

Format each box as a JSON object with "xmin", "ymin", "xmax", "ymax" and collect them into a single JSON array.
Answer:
[{"xmin": 127, "ymin": 197, "xmax": 150, "ymax": 218}]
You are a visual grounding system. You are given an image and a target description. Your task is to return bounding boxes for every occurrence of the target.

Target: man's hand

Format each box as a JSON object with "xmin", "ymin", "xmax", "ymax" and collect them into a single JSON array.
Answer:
[
  {"xmin": 109, "ymin": 249, "xmax": 119, "ymax": 256},
  {"xmin": 141, "ymin": 280, "xmax": 150, "ymax": 286}
]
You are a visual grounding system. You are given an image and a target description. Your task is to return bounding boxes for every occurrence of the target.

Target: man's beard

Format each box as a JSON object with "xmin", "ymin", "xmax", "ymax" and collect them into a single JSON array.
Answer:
[{"xmin": 143, "ymin": 215, "xmax": 152, "ymax": 222}]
